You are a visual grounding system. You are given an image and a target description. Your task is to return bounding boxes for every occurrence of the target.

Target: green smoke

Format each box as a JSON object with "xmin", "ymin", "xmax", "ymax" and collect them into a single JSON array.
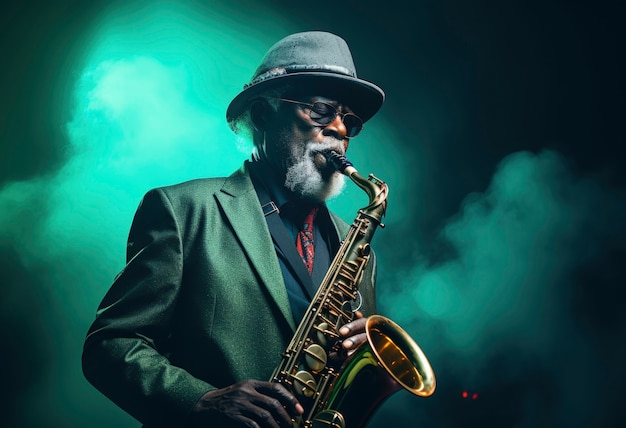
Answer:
[
  {"xmin": 3, "ymin": 1, "xmax": 624, "ymax": 428},
  {"xmin": 373, "ymin": 150, "xmax": 626, "ymax": 427}
]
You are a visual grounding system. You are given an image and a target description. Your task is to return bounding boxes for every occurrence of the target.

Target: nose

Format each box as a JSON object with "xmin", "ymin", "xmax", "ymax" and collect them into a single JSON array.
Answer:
[{"xmin": 321, "ymin": 114, "xmax": 348, "ymax": 141}]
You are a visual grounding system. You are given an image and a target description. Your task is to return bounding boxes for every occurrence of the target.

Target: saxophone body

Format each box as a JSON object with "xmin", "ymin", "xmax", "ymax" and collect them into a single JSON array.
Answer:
[{"xmin": 270, "ymin": 151, "xmax": 436, "ymax": 428}]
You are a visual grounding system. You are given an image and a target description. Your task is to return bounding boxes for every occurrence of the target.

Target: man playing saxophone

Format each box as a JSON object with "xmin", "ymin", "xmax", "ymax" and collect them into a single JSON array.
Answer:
[{"xmin": 82, "ymin": 31, "xmax": 385, "ymax": 427}]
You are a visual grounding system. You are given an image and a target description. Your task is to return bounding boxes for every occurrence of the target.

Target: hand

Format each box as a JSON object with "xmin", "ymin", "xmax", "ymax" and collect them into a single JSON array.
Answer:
[
  {"xmin": 190, "ymin": 379, "xmax": 303, "ymax": 428},
  {"xmin": 332, "ymin": 311, "xmax": 369, "ymax": 359}
]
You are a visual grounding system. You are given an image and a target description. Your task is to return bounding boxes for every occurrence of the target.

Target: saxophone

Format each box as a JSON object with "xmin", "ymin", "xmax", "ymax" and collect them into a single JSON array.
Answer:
[{"xmin": 270, "ymin": 151, "xmax": 436, "ymax": 428}]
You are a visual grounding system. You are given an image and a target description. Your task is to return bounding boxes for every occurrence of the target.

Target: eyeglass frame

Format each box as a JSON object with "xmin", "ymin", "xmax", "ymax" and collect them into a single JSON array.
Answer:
[{"xmin": 277, "ymin": 98, "xmax": 364, "ymax": 138}]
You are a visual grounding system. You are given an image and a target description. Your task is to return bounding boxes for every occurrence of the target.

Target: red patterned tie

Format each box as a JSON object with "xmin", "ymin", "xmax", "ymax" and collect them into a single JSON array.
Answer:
[{"xmin": 296, "ymin": 207, "xmax": 318, "ymax": 274}]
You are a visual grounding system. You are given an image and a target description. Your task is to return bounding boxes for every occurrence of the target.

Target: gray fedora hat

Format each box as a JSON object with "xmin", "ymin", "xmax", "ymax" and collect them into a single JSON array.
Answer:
[{"xmin": 226, "ymin": 31, "xmax": 385, "ymax": 125}]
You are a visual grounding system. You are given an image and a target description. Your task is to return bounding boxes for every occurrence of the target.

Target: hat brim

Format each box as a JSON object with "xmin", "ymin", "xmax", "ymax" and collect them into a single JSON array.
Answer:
[{"xmin": 226, "ymin": 72, "xmax": 385, "ymax": 125}]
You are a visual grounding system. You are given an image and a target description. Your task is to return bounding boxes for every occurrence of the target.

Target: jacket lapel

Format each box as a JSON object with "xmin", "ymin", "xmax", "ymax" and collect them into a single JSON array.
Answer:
[{"xmin": 215, "ymin": 166, "xmax": 296, "ymax": 331}]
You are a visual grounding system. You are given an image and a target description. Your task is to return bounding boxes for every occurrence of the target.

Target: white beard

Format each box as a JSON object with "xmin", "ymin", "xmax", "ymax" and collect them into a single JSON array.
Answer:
[{"xmin": 283, "ymin": 141, "xmax": 346, "ymax": 202}]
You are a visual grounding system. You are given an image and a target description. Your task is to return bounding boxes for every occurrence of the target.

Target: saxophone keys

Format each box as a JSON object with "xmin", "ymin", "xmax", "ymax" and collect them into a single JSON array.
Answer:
[
  {"xmin": 304, "ymin": 343, "xmax": 327, "ymax": 372},
  {"xmin": 311, "ymin": 410, "xmax": 345, "ymax": 428},
  {"xmin": 357, "ymin": 243, "xmax": 370, "ymax": 256},
  {"xmin": 315, "ymin": 322, "xmax": 337, "ymax": 346},
  {"xmin": 293, "ymin": 370, "xmax": 317, "ymax": 398}
]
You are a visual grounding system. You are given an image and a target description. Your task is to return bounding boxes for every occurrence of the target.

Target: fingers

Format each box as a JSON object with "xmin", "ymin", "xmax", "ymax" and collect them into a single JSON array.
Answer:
[
  {"xmin": 243, "ymin": 381, "xmax": 301, "ymax": 427},
  {"xmin": 256, "ymin": 381, "xmax": 304, "ymax": 416},
  {"xmin": 338, "ymin": 316, "xmax": 367, "ymax": 338},
  {"xmin": 338, "ymin": 315, "xmax": 369, "ymax": 356},
  {"xmin": 342, "ymin": 332, "xmax": 367, "ymax": 351},
  {"xmin": 191, "ymin": 380, "xmax": 302, "ymax": 428}
]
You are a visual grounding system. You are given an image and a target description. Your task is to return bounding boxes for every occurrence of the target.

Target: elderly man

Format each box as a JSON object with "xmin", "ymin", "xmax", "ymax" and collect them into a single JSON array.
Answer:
[{"xmin": 82, "ymin": 31, "xmax": 385, "ymax": 428}]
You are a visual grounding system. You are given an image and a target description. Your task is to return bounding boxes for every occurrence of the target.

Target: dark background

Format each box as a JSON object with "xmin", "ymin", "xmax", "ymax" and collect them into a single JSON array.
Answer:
[{"xmin": 2, "ymin": 1, "xmax": 625, "ymax": 427}]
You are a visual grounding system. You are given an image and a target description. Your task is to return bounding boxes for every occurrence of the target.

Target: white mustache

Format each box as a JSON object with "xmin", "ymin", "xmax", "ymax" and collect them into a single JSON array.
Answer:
[{"xmin": 306, "ymin": 141, "xmax": 346, "ymax": 163}]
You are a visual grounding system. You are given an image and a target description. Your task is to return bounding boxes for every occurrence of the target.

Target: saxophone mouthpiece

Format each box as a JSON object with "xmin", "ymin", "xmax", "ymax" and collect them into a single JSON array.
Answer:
[{"xmin": 326, "ymin": 151, "xmax": 356, "ymax": 176}]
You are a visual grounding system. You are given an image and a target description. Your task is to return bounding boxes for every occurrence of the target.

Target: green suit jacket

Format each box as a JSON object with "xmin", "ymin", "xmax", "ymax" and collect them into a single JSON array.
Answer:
[{"xmin": 82, "ymin": 162, "xmax": 377, "ymax": 427}]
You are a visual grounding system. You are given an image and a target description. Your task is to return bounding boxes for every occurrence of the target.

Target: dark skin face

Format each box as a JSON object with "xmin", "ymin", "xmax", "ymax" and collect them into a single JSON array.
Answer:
[{"xmin": 255, "ymin": 96, "xmax": 353, "ymax": 182}]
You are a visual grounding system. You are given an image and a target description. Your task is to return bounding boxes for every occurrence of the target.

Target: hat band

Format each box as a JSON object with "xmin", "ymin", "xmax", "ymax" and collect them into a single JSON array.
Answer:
[{"xmin": 244, "ymin": 64, "xmax": 356, "ymax": 89}]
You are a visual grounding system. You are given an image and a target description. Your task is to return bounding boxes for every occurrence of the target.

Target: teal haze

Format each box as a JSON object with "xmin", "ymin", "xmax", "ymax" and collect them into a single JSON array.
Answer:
[{"xmin": 2, "ymin": 1, "xmax": 625, "ymax": 427}]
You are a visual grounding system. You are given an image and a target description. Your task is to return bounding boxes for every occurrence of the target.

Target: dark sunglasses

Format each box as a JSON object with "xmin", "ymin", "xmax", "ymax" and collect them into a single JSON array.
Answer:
[{"xmin": 279, "ymin": 98, "xmax": 364, "ymax": 138}]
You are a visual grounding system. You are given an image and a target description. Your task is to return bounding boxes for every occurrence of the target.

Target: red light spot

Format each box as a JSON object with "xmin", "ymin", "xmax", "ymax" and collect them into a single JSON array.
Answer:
[
  {"xmin": 472, "ymin": 393, "xmax": 478, "ymax": 400},
  {"xmin": 462, "ymin": 391, "xmax": 468, "ymax": 398}
]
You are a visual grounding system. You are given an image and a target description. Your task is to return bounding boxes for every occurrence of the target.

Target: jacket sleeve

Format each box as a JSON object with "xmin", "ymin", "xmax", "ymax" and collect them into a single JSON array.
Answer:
[{"xmin": 82, "ymin": 188, "xmax": 211, "ymax": 426}]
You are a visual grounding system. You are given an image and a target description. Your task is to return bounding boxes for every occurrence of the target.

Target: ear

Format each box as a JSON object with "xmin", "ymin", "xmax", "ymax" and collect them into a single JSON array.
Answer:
[{"xmin": 250, "ymin": 100, "xmax": 269, "ymax": 132}]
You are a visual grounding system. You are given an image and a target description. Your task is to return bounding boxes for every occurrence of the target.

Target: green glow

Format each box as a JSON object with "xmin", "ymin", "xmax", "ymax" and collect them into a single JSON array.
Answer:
[
  {"xmin": 414, "ymin": 269, "xmax": 462, "ymax": 319},
  {"xmin": 2, "ymin": 2, "xmax": 354, "ymax": 427},
  {"xmin": 0, "ymin": 0, "xmax": 625, "ymax": 428},
  {"xmin": 0, "ymin": 2, "xmax": 410, "ymax": 427},
  {"xmin": 382, "ymin": 150, "xmax": 613, "ymax": 360}
]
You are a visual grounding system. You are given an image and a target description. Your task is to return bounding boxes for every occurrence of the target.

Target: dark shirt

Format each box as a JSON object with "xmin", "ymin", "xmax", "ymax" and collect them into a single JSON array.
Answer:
[{"xmin": 248, "ymin": 160, "xmax": 339, "ymax": 322}]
